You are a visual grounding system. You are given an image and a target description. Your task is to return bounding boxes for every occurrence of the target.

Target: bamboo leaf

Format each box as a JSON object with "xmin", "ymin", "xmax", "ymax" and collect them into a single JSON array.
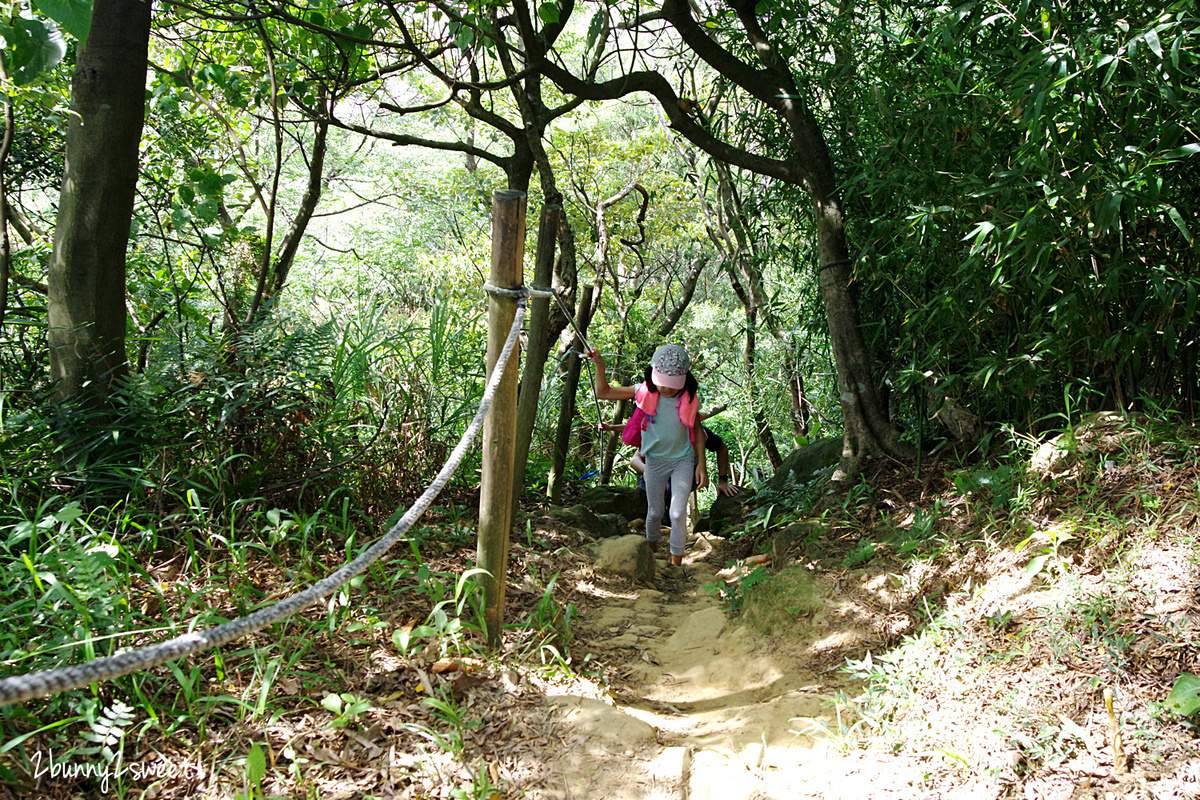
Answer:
[
  {"xmin": 1144, "ymin": 28, "xmax": 1162, "ymax": 58},
  {"xmin": 1157, "ymin": 143, "xmax": 1200, "ymax": 161},
  {"xmin": 1166, "ymin": 206, "xmax": 1192, "ymax": 245},
  {"xmin": 584, "ymin": 10, "xmax": 604, "ymax": 54}
]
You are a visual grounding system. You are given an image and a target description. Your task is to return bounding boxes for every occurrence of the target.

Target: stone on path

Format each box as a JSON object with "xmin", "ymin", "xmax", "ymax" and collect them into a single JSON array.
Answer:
[
  {"xmin": 547, "ymin": 503, "xmax": 626, "ymax": 539},
  {"xmin": 542, "ymin": 697, "xmax": 689, "ymax": 800},
  {"xmin": 697, "ymin": 493, "xmax": 745, "ymax": 538},
  {"xmin": 587, "ymin": 533, "xmax": 656, "ymax": 582},
  {"xmin": 581, "ymin": 484, "xmax": 648, "ymax": 522},
  {"xmin": 545, "ymin": 695, "xmax": 656, "ymax": 744}
]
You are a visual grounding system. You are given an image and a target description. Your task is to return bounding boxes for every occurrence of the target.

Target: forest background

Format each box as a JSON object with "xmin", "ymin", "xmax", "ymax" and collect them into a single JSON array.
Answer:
[{"xmin": 0, "ymin": 0, "xmax": 1197, "ymax": 795}]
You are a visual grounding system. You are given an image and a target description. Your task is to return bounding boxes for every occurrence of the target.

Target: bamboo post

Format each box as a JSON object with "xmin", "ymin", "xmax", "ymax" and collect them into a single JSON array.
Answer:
[
  {"xmin": 478, "ymin": 189, "xmax": 525, "ymax": 649},
  {"xmin": 548, "ymin": 283, "xmax": 595, "ymax": 505}
]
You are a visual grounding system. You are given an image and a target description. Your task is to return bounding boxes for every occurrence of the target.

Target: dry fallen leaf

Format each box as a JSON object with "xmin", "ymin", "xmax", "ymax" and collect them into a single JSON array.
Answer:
[{"xmin": 431, "ymin": 658, "xmax": 463, "ymax": 675}]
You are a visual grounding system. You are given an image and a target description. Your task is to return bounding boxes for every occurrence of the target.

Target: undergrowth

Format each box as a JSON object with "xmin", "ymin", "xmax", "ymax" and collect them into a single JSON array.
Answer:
[
  {"xmin": 802, "ymin": 418, "xmax": 1200, "ymax": 792},
  {"xmin": 3, "ymin": 379, "xmax": 1197, "ymax": 799},
  {"xmin": 0, "ymin": 484, "xmax": 576, "ymax": 798}
]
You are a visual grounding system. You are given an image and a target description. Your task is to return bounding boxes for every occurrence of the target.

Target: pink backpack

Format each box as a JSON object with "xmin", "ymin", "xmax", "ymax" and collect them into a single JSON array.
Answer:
[{"xmin": 621, "ymin": 407, "xmax": 647, "ymax": 447}]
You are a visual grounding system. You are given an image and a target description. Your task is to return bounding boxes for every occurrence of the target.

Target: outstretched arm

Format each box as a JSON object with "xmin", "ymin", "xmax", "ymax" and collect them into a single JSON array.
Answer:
[{"xmin": 587, "ymin": 348, "xmax": 636, "ymax": 401}]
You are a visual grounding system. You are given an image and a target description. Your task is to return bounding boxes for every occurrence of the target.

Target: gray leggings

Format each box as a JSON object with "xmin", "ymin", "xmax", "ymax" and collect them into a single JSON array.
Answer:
[{"xmin": 643, "ymin": 456, "xmax": 694, "ymax": 556}]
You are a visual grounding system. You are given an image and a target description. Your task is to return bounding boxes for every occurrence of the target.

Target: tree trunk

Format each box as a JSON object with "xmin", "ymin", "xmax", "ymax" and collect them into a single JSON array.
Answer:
[
  {"xmin": 792, "ymin": 364, "xmax": 811, "ymax": 439},
  {"xmin": 0, "ymin": 72, "xmax": 13, "ymax": 329},
  {"xmin": 599, "ymin": 398, "xmax": 629, "ymax": 484},
  {"xmin": 264, "ymin": 118, "xmax": 329, "ymax": 309},
  {"xmin": 47, "ymin": 0, "xmax": 152, "ymax": 405},
  {"xmin": 548, "ymin": 284, "xmax": 594, "ymax": 505},
  {"xmin": 729, "ymin": 268, "xmax": 787, "ymax": 470},
  {"xmin": 814, "ymin": 197, "xmax": 912, "ymax": 479},
  {"xmin": 512, "ymin": 203, "xmax": 561, "ymax": 510}
]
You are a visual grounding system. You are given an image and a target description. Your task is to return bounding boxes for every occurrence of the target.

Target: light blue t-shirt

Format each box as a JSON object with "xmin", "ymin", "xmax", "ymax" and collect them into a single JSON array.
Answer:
[{"xmin": 640, "ymin": 390, "xmax": 697, "ymax": 462}]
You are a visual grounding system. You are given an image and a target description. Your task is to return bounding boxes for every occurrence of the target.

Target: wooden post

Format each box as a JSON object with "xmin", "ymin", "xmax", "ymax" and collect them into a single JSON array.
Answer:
[
  {"xmin": 511, "ymin": 203, "xmax": 561, "ymax": 511},
  {"xmin": 478, "ymin": 189, "xmax": 525, "ymax": 649},
  {"xmin": 548, "ymin": 283, "xmax": 594, "ymax": 505}
]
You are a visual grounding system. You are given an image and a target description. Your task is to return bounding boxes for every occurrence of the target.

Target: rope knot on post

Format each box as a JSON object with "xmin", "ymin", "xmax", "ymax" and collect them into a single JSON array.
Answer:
[{"xmin": 482, "ymin": 282, "xmax": 555, "ymax": 301}]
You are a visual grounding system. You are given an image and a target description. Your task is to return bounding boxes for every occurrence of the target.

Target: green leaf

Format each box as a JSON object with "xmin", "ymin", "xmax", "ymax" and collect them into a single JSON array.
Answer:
[
  {"xmin": 964, "ymin": 220, "xmax": 996, "ymax": 254},
  {"xmin": 537, "ymin": 2, "xmax": 559, "ymax": 25},
  {"xmin": 584, "ymin": 10, "xmax": 604, "ymax": 53},
  {"xmin": 1157, "ymin": 143, "xmax": 1200, "ymax": 161},
  {"xmin": 245, "ymin": 743, "xmax": 267, "ymax": 786},
  {"xmin": 1144, "ymin": 28, "xmax": 1162, "ymax": 58},
  {"xmin": 320, "ymin": 693, "xmax": 344, "ymax": 714},
  {"xmin": 200, "ymin": 227, "xmax": 223, "ymax": 248},
  {"xmin": 1166, "ymin": 674, "xmax": 1200, "ymax": 717},
  {"xmin": 194, "ymin": 198, "xmax": 219, "ymax": 223},
  {"xmin": 197, "ymin": 171, "xmax": 225, "ymax": 195},
  {"xmin": 1166, "ymin": 206, "xmax": 1192, "ymax": 246},
  {"xmin": 10, "ymin": 17, "xmax": 67, "ymax": 85},
  {"xmin": 32, "ymin": 0, "xmax": 92, "ymax": 44},
  {"xmin": 54, "ymin": 502, "xmax": 85, "ymax": 526},
  {"xmin": 1101, "ymin": 54, "xmax": 1121, "ymax": 86}
]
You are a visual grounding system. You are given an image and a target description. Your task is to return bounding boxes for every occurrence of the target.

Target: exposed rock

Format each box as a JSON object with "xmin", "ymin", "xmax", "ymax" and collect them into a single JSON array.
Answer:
[
  {"xmin": 773, "ymin": 521, "xmax": 823, "ymax": 563},
  {"xmin": 580, "ymin": 484, "xmax": 647, "ymax": 522},
  {"xmin": 767, "ymin": 436, "xmax": 842, "ymax": 492},
  {"xmin": 547, "ymin": 504, "xmax": 625, "ymax": 540},
  {"xmin": 586, "ymin": 534, "xmax": 656, "ymax": 582},
  {"xmin": 738, "ymin": 565, "xmax": 826, "ymax": 637},
  {"xmin": 1030, "ymin": 411, "xmax": 1138, "ymax": 478},
  {"xmin": 932, "ymin": 395, "xmax": 984, "ymax": 447},
  {"xmin": 545, "ymin": 695, "xmax": 658, "ymax": 745},
  {"xmin": 698, "ymin": 494, "xmax": 745, "ymax": 538}
]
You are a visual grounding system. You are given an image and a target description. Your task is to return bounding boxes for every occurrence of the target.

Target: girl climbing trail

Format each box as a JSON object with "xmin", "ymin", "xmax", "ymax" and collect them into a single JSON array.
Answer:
[{"xmin": 587, "ymin": 345, "xmax": 708, "ymax": 567}]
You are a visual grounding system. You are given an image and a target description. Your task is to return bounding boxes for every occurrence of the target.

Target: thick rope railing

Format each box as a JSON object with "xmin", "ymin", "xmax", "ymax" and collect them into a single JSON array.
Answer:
[
  {"xmin": 0, "ymin": 293, "xmax": 528, "ymax": 706},
  {"xmin": 494, "ymin": 280, "xmax": 603, "ymax": 445}
]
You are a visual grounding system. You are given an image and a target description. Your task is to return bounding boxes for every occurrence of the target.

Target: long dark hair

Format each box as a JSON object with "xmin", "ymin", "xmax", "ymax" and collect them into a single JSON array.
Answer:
[{"xmin": 644, "ymin": 367, "xmax": 698, "ymax": 402}]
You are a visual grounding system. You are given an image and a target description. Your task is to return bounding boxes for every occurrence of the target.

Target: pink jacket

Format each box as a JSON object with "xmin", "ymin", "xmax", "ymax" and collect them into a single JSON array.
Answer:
[{"xmin": 622, "ymin": 382, "xmax": 699, "ymax": 446}]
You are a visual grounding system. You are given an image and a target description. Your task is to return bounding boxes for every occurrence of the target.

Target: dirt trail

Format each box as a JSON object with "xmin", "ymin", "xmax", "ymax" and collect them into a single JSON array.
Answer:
[{"xmin": 528, "ymin": 533, "xmax": 919, "ymax": 800}]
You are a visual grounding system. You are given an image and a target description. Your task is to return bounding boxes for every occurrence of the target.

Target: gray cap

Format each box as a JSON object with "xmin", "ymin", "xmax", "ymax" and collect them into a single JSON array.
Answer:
[{"xmin": 650, "ymin": 344, "xmax": 690, "ymax": 389}]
